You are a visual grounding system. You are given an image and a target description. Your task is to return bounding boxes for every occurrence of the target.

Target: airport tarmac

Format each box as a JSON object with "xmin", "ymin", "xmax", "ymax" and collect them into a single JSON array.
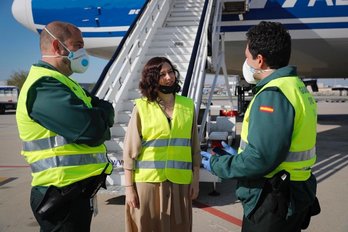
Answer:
[{"xmin": 0, "ymin": 101, "xmax": 347, "ymax": 232}]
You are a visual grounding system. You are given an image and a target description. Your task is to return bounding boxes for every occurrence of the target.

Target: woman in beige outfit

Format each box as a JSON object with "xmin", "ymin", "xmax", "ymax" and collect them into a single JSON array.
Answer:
[{"xmin": 123, "ymin": 57, "xmax": 201, "ymax": 232}]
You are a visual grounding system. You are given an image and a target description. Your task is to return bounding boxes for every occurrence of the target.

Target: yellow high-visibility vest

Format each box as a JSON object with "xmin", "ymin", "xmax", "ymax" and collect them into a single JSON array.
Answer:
[
  {"xmin": 240, "ymin": 76, "xmax": 317, "ymax": 181},
  {"xmin": 134, "ymin": 95, "xmax": 194, "ymax": 184},
  {"xmin": 16, "ymin": 65, "xmax": 112, "ymax": 187}
]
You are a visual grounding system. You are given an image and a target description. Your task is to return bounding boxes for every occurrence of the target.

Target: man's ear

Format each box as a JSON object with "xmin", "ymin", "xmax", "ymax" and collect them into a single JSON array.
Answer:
[
  {"xmin": 52, "ymin": 40, "xmax": 62, "ymax": 55},
  {"xmin": 256, "ymin": 54, "xmax": 266, "ymax": 69}
]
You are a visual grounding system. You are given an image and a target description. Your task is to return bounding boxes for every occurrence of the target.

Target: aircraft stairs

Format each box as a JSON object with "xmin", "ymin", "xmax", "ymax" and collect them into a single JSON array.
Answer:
[{"xmin": 92, "ymin": 0, "xmax": 246, "ymax": 188}]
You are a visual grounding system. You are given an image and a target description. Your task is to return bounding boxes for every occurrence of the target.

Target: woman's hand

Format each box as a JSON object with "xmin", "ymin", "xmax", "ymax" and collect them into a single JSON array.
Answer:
[
  {"xmin": 190, "ymin": 167, "xmax": 200, "ymax": 199},
  {"xmin": 125, "ymin": 186, "xmax": 139, "ymax": 209},
  {"xmin": 190, "ymin": 181, "xmax": 199, "ymax": 200}
]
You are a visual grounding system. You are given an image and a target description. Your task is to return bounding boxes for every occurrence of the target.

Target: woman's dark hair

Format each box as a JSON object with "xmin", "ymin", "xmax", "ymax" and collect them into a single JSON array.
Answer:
[
  {"xmin": 139, "ymin": 57, "xmax": 180, "ymax": 101},
  {"xmin": 246, "ymin": 21, "xmax": 291, "ymax": 69}
]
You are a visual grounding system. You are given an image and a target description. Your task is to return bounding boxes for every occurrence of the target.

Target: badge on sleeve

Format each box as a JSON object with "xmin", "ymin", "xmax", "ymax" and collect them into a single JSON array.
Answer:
[{"xmin": 259, "ymin": 105, "xmax": 274, "ymax": 113}]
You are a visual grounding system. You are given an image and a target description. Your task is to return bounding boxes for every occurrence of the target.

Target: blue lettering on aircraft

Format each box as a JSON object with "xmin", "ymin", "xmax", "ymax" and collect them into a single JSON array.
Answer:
[
  {"xmin": 32, "ymin": 0, "xmax": 145, "ymax": 37},
  {"xmin": 221, "ymin": 0, "xmax": 348, "ymax": 32},
  {"xmin": 30, "ymin": 0, "xmax": 347, "ymax": 36}
]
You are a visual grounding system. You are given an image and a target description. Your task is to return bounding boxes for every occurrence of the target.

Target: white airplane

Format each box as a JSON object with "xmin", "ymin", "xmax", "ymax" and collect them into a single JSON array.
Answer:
[{"xmin": 12, "ymin": 0, "xmax": 348, "ymax": 80}]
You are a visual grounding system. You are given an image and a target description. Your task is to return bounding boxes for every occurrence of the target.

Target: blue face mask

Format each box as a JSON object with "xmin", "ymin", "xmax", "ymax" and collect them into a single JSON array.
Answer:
[{"xmin": 42, "ymin": 27, "xmax": 89, "ymax": 73}]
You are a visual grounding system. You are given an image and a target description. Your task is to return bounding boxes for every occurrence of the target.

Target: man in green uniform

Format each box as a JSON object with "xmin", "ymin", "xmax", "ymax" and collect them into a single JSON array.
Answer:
[
  {"xmin": 201, "ymin": 21, "xmax": 320, "ymax": 232},
  {"xmin": 16, "ymin": 21, "xmax": 114, "ymax": 232}
]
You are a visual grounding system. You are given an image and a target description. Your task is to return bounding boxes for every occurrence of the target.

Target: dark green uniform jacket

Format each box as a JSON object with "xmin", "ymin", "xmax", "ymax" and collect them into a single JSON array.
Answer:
[
  {"xmin": 26, "ymin": 61, "xmax": 114, "ymax": 146},
  {"xmin": 210, "ymin": 66, "xmax": 317, "ymax": 217}
]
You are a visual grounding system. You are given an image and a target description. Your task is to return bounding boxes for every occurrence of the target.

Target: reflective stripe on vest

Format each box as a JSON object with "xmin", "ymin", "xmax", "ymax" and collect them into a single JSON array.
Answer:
[
  {"xmin": 142, "ymin": 138, "xmax": 191, "ymax": 147},
  {"xmin": 23, "ymin": 135, "xmax": 68, "ymax": 151},
  {"xmin": 240, "ymin": 139, "xmax": 315, "ymax": 163},
  {"xmin": 31, "ymin": 153, "xmax": 108, "ymax": 173},
  {"xmin": 135, "ymin": 160, "xmax": 192, "ymax": 170}
]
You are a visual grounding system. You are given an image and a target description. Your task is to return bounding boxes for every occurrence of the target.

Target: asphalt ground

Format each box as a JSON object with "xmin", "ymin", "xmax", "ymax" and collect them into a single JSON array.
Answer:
[{"xmin": 0, "ymin": 101, "xmax": 347, "ymax": 232}]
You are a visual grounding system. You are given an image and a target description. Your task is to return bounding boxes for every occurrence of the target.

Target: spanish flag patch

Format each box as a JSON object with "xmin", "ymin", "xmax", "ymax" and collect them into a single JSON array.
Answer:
[{"xmin": 259, "ymin": 106, "xmax": 274, "ymax": 113}]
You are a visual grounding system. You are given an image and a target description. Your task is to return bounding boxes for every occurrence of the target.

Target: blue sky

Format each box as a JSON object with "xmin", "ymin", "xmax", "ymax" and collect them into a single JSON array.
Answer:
[{"xmin": 0, "ymin": 0, "xmax": 108, "ymax": 84}]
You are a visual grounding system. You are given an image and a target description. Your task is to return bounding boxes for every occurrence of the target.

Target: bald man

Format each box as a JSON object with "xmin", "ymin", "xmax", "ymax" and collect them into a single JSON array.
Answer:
[{"xmin": 16, "ymin": 21, "xmax": 114, "ymax": 232}]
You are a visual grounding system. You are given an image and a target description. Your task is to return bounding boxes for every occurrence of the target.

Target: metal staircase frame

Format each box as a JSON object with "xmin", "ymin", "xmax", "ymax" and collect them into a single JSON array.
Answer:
[{"xmin": 198, "ymin": 0, "xmax": 235, "ymax": 141}]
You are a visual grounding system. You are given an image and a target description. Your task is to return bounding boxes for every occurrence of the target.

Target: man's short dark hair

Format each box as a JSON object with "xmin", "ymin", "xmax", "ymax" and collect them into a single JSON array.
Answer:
[{"xmin": 246, "ymin": 21, "xmax": 291, "ymax": 69}]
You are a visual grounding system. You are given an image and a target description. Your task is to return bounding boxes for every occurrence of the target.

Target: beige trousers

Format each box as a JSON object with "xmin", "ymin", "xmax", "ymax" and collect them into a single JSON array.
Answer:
[{"xmin": 125, "ymin": 181, "xmax": 192, "ymax": 232}]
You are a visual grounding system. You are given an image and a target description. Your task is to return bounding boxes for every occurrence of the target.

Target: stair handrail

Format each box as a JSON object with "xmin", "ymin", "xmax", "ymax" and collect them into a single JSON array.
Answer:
[
  {"xmin": 197, "ymin": 0, "xmax": 235, "ymax": 141},
  {"xmin": 91, "ymin": 0, "xmax": 151, "ymax": 95},
  {"xmin": 181, "ymin": 0, "xmax": 211, "ymax": 99},
  {"xmin": 211, "ymin": 0, "xmax": 222, "ymax": 71},
  {"xmin": 92, "ymin": 0, "xmax": 169, "ymax": 102}
]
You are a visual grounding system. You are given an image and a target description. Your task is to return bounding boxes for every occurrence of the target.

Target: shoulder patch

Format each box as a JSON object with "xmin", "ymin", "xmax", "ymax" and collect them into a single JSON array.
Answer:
[{"xmin": 259, "ymin": 105, "xmax": 274, "ymax": 113}]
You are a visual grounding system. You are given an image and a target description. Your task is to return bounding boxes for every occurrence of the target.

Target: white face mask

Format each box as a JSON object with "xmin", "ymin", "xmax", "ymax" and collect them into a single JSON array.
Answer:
[
  {"xmin": 42, "ymin": 27, "xmax": 89, "ymax": 73},
  {"xmin": 242, "ymin": 60, "xmax": 258, "ymax": 84},
  {"xmin": 242, "ymin": 59, "xmax": 274, "ymax": 84},
  {"xmin": 64, "ymin": 48, "xmax": 89, "ymax": 73}
]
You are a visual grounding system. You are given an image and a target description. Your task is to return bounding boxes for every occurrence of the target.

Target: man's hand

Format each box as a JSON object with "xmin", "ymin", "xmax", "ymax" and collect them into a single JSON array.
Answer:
[
  {"xmin": 221, "ymin": 141, "xmax": 237, "ymax": 156},
  {"xmin": 201, "ymin": 151, "xmax": 212, "ymax": 172}
]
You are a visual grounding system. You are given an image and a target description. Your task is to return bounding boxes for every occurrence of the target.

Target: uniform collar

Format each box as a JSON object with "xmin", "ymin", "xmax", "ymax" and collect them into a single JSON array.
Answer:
[
  {"xmin": 34, "ymin": 60, "xmax": 60, "ymax": 72},
  {"xmin": 253, "ymin": 66, "xmax": 297, "ymax": 94}
]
